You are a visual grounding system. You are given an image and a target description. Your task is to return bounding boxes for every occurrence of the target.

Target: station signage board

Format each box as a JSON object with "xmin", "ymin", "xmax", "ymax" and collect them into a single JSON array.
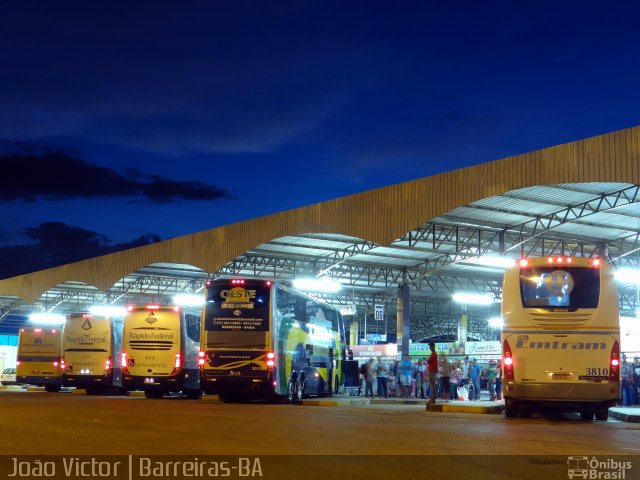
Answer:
[{"xmin": 351, "ymin": 344, "xmax": 397, "ymax": 359}]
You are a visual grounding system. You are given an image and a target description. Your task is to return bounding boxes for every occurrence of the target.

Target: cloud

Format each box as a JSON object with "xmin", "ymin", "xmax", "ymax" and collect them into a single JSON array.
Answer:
[
  {"xmin": 0, "ymin": 142, "xmax": 230, "ymax": 203},
  {"xmin": 0, "ymin": 222, "xmax": 161, "ymax": 279}
]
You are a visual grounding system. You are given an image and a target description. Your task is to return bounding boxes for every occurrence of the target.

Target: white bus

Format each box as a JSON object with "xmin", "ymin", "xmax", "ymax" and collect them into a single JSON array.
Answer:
[
  {"xmin": 16, "ymin": 327, "xmax": 63, "ymax": 392},
  {"xmin": 501, "ymin": 256, "xmax": 621, "ymax": 420},
  {"xmin": 61, "ymin": 313, "xmax": 123, "ymax": 394},
  {"xmin": 121, "ymin": 304, "xmax": 201, "ymax": 399},
  {"xmin": 200, "ymin": 279, "xmax": 345, "ymax": 403}
]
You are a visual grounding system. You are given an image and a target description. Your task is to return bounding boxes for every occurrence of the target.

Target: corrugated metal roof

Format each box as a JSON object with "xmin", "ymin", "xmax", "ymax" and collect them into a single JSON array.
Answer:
[{"xmin": 3, "ymin": 180, "xmax": 640, "ymax": 329}]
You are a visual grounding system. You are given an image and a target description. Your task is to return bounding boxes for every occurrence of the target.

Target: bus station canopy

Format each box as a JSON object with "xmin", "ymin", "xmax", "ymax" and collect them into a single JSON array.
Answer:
[{"xmin": 0, "ymin": 126, "xmax": 639, "ymax": 340}]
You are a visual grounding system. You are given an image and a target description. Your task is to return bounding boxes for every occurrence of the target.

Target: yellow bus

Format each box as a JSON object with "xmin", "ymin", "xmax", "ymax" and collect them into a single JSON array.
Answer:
[
  {"xmin": 121, "ymin": 304, "xmax": 201, "ymax": 399},
  {"xmin": 61, "ymin": 313, "xmax": 123, "ymax": 394},
  {"xmin": 16, "ymin": 327, "xmax": 63, "ymax": 392},
  {"xmin": 501, "ymin": 256, "xmax": 621, "ymax": 420},
  {"xmin": 200, "ymin": 279, "xmax": 345, "ymax": 402}
]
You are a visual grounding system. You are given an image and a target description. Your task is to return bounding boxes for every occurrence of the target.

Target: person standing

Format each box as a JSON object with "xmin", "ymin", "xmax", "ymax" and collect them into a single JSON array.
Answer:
[
  {"xmin": 376, "ymin": 359, "xmax": 388, "ymax": 398},
  {"xmin": 426, "ymin": 342, "xmax": 438, "ymax": 405},
  {"xmin": 438, "ymin": 354, "xmax": 451, "ymax": 400},
  {"xmin": 494, "ymin": 360, "xmax": 503, "ymax": 401},
  {"xmin": 364, "ymin": 358, "xmax": 375, "ymax": 397},
  {"xmin": 462, "ymin": 356, "xmax": 470, "ymax": 386},
  {"xmin": 450, "ymin": 360, "xmax": 462, "ymax": 400},
  {"xmin": 388, "ymin": 360, "xmax": 398, "ymax": 398},
  {"xmin": 414, "ymin": 359, "xmax": 426, "ymax": 399},
  {"xmin": 469, "ymin": 358, "xmax": 482, "ymax": 400},
  {"xmin": 399, "ymin": 355, "xmax": 413, "ymax": 399},
  {"xmin": 487, "ymin": 360, "xmax": 497, "ymax": 401}
]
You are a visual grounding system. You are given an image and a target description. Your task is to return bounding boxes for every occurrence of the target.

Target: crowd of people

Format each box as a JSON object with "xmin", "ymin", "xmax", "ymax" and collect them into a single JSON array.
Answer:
[
  {"xmin": 620, "ymin": 356, "xmax": 639, "ymax": 406},
  {"xmin": 358, "ymin": 349, "xmax": 503, "ymax": 402},
  {"xmin": 357, "ymin": 351, "xmax": 640, "ymax": 406}
]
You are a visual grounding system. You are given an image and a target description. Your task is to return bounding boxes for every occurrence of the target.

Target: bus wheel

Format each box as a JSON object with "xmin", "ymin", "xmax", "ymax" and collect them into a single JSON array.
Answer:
[
  {"xmin": 296, "ymin": 376, "xmax": 306, "ymax": 400},
  {"xmin": 580, "ymin": 408, "xmax": 595, "ymax": 420},
  {"xmin": 144, "ymin": 390, "xmax": 164, "ymax": 399},
  {"xmin": 267, "ymin": 394, "xmax": 285, "ymax": 404},
  {"xmin": 504, "ymin": 399, "xmax": 518, "ymax": 418},
  {"xmin": 45, "ymin": 384, "xmax": 61, "ymax": 393},
  {"xmin": 517, "ymin": 402, "xmax": 532, "ymax": 418},
  {"xmin": 595, "ymin": 407, "xmax": 609, "ymax": 421},
  {"xmin": 186, "ymin": 390, "xmax": 202, "ymax": 400},
  {"xmin": 85, "ymin": 387, "xmax": 103, "ymax": 395},
  {"xmin": 287, "ymin": 377, "xmax": 298, "ymax": 403}
]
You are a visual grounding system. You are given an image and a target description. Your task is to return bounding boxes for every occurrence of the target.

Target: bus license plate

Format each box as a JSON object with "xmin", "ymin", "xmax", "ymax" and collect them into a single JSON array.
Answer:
[{"xmin": 552, "ymin": 373, "xmax": 571, "ymax": 380}]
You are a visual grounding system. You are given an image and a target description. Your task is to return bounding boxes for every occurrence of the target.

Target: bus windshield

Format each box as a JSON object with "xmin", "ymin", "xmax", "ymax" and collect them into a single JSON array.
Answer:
[
  {"xmin": 204, "ymin": 282, "xmax": 271, "ymax": 349},
  {"xmin": 519, "ymin": 266, "xmax": 600, "ymax": 309}
]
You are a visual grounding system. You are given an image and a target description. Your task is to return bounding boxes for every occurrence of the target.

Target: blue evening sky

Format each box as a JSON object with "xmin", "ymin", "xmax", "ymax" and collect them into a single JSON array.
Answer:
[{"xmin": 0, "ymin": 1, "xmax": 639, "ymax": 277}]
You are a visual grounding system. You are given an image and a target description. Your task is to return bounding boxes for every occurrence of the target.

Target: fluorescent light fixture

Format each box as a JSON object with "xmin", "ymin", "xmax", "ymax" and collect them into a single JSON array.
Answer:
[
  {"xmin": 292, "ymin": 278, "xmax": 342, "ymax": 293},
  {"xmin": 29, "ymin": 313, "xmax": 66, "ymax": 325},
  {"xmin": 488, "ymin": 317, "xmax": 504, "ymax": 328},
  {"xmin": 452, "ymin": 292, "xmax": 495, "ymax": 305},
  {"xmin": 464, "ymin": 256, "xmax": 514, "ymax": 269},
  {"xmin": 173, "ymin": 294, "xmax": 205, "ymax": 307},
  {"xmin": 615, "ymin": 268, "xmax": 640, "ymax": 285},
  {"xmin": 89, "ymin": 305, "xmax": 128, "ymax": 317},
  {"xmin": 339, "ymin": 305, "xmax": 357, "ymax": 316}
]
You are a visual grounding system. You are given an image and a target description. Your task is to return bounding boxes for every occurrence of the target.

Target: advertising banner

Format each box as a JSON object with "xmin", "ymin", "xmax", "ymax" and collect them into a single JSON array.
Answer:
[
  {"xmin": 409, "ymin": 342, "xmax": 465, "ymax": 357},
  {"xmin": 465, "ymin": 341, "xmax": 501, "ymax": 356},
  {"xmin": 351, "ymin": 344, "xmax": 397, "ymax": 359}
]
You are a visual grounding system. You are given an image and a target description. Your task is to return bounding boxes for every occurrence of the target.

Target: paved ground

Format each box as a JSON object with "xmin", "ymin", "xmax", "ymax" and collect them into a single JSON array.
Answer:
[{"xmin": 3, "ymin": 384, "xmax": 638, "ymax": 421}]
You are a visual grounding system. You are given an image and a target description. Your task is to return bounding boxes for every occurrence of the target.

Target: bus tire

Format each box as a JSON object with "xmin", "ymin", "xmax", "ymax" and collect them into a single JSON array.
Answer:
[
  {"xmin": 580, "ymin": 408, "xmax": 594, "ymax": 420},
  {"xmin": 518, "ymin": 402, "xmax": 532, "ymax": 418},
  {"xmin": 287, "ymin": 377, "xmax": 298, "ymax": 403},
  {"xmin": 45, "ymin": 384, "xmax": 61, "ymax": 393},
  {"xmin": 186, "ymin": 390, "xmax": 202, "ymax": 400},
  {"xmin": 144, "ymin": 390, "xmax": 164, "ymax": 399},
  {"xmin": 85, "ymin": 387, "xmax": 103, "ymax": 395},
  {"xmin": 296, "ymin": 376, "xmax": 306, "ymax": 400},
  {"xmin": 504, "ymin": 398, "xmax": 518, "ymax": 418},
  {"xmin": 267, "ymin": 393, "xmax": 285, "ymax": 404},
  {"xmin": 595, "ymin": 407, "xmax": 609, "ymax": 421}
]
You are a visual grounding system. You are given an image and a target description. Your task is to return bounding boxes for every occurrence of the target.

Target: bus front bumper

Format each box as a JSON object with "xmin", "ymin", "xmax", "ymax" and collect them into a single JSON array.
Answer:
[
  {"xmin": 123, "ymin": 375, "xmax": 180, "ymax": 391},
  {"xmin": 201, "ymin": 374, "xmax": 272, "ymax": 394},
  {"xmin": 505, "ymin": 381, "xmax": 620, "ymax": 405},
  {"xmin": 17, "ymin": 375, "xmax": 61, "ymax": 386},
  {"xmin": 62, "ymin": 374, "xmax": 112, "ymax": 388}
]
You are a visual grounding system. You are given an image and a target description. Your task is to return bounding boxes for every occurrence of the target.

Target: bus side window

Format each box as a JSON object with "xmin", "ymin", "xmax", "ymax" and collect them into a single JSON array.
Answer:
[
  {"xmin": 305, "ymin": 344, "xmax": 313, "ymax": 365},
  {"xmin": 294, "ymin": 297, "xmax": 308, "ymax": 323},
  {"xmin": 321, "ymin": 306, "xmax": 338, "ymax": 330},
  {"xmin": 276, "ymin": 287, "xmax": 296, "ymax": 318},
  {"xmin": 185, "ymin": 314, "xmax": 200, "ymax": 342}
]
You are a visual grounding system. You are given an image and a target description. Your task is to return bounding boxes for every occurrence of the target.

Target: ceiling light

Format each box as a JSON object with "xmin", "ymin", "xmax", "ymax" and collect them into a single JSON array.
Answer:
[
  {"xmin": 452, "ymin": 293, "xmax": 495, "ymax": 305},
  {"xmin": 292, "ymin": 278, "xmax": 342, "ymax": 293},
  {"xmin": 488, "ymin": 317, "xmax": 504, "ymax": 328},
  {"xmin": 29, "ymin": 313, "xmax": 66, "ymax": 325},
  {"xmin": 89, "ymin": 305, "xmax": 128, "ymax": 317},
  {"xmin": 615, "ymin": 268, "xmax": 640, "ymax": 285},
  {"xmin": 464, "ymin": 256, "xmax": 515, "ymax": 269},
  {"xmin": 173, "ymin": 294, "xmax": 205, "ymax": 307}
]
